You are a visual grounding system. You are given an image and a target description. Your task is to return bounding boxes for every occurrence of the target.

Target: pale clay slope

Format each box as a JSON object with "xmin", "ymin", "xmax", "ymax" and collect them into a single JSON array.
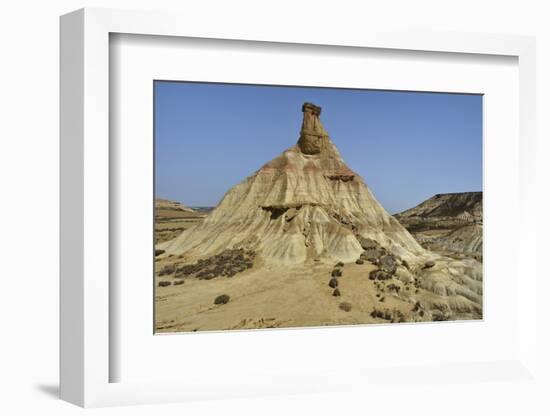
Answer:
[
  {"xmin": 157, "ymin": 103, "xmax": 482, "ymax": 330},
  {"xmin": 164, "ymin": 104, "xmax": 424, "ymax": 265}
]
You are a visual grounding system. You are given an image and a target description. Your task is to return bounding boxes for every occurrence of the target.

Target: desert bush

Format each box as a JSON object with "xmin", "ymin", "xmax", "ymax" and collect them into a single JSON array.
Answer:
[
  {"xmin": 214, "ymin": 294, "xmax": 230, "ymax": 305},
  {"xmin": 158, "ymin": 281, "xmax": 171, "ymax": 287},
  {"xmin": 339, "ymin": 302, "xmax": 352, "ymax": 312}
]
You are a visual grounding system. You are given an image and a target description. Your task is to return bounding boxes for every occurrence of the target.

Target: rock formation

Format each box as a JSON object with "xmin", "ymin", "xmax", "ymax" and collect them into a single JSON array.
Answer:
[
  {"xmin": 395, "ymin": 192, "xmax": 483, "ymax": 257},
  {"xmin": 163, "ymin": 103, "xmax": 424, "ymax": 265},
  {"xmin": 155, "ymin": 198, "xmax": 196, "ymax": 213}
]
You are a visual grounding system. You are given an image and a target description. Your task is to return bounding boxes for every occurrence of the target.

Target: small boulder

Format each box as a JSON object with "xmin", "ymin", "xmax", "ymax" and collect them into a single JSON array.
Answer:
[
  {"xmin": 329, "ymin": 277, "xmax": 339, "ymax": 288},
  {"xmin": 361, "ymin": 248, "xmax": 385, "ymax": 262},
  {"xmin": 356, "ymin": 259, "xmax": 364, "ymax": 265},
  {"xmin": 331, "ymin": 269, "xmax": 343, "ymax": 277},
  {"xmin": 358, "ymin": 238, "xmax": 381, "ymax": 251},
  {"xmin": 369, "ymin": 269, "xmax": 392, "ymax": 281},
  {"xmin": 332, "ymin": 288, "xmax": 341, "ymax": 297},
  {"xmin": 339, "ymin": 302, "xmax": 352, "ymax": 312},
  {"xmin": 214, "ymin": 294, "xmax": 230, "ymax": 305},
  {"xmin": 379, "ymin": 255, "xmax": 398, "ymax": 274},
  {"xmin": 423, "ymin": 261, "xmax": 436, "ymax": 269},
  {"xmin": 158, "ymin": 281, "xmax": 171, "ymax": 287}
]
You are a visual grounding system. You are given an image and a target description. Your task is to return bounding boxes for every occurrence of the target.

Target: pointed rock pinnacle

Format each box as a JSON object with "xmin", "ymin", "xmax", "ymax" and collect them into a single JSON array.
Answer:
[{"xmin": 298, "ymin": 102, "xmax": 328, "ymax": 155}]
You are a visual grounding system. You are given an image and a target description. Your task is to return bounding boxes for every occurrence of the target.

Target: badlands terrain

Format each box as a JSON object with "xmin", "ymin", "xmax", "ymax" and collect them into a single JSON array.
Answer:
[
  {"xmin": 394, "ymin": 192, "xmax": 482, "ymax": 260},
  {"xmin": 154, "ymin": 198, "xmax": 208, "ymax": 244},
  {"xmin": 154, "ymin": 103, "xmax": 483, "ymax": 333}
]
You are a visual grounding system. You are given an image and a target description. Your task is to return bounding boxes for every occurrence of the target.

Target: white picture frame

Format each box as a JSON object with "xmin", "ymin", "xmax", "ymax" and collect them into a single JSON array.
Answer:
[{"xmin": 60, "ymin": 7, "xmax": 538, "ymax": 408}]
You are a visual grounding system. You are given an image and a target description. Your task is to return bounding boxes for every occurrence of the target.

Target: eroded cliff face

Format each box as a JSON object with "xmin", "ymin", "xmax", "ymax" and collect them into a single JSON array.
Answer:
[
  {"xmin": 395, "ymin": 192, "xmax": 483, "ymax": 257},
  {"xmin": 164, "ymin": 102, "xmax": 423, "ymax": 265}
]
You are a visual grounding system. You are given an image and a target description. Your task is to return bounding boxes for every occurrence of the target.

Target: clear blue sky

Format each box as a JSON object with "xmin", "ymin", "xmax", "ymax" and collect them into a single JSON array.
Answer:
[{"xmin": 155, "ymin": 81, "xmax": 482, "ymax": 214}]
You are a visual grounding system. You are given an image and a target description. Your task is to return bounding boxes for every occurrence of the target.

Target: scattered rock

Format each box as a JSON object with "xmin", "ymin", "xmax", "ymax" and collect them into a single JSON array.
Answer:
[
  {"xmin": 158, "ymin": 281, "xmax": 171, "ymax": 287},
  {"xmin": 371, "ymin": 308, "xmax": 405, "ymax": 323},
  {"xmin": 176, "ymin": 249, "xmax": 255, "ymax": 280},
  {"xmin": 331, "ymin": 269, "xmax": 343, "ymax": 277},
  {"xmin": 155, "ymin": 249, "xmax": 165, "ymax": 256},
  {"xmin": 214, "ymin": 294, "xmax": 230, "ymax": 305},
  {"xmin": 174, "ymin": 279, "xmax": 185, "ymax": 286},
  {"xmin": 379, "ymin": 255, "xmax": 398, "ymax": 274},
  {"xmin": 359, "ymin": 238, "xmax": 381, "ymax": 251},
  {"xmin": 402, "ymin": 260, "xmax": 410, "ymax": 270},
  {"xmin": 335, "ymin": 262, "xmax": 344, "ymax": 268},
  {"xmin": 369, "ymin": 269, "xmax": 392, "ymax": 281},
  {"xmin": 361, "ymin": 248, "xmax": 385, "ymax": 263},
  {"xmin": 355, "ymin": 259, "xmax": 364, "ymax": 265},
  {"xmin": 387, "ymin": 283, "xmax": 401, "ymax": 293},
  {"xmin": 423, "ymin": 261, "xmax": 435, "ymax": 269},
  {"xmin": 329, "ymin": 277, "xmax": 339, "ymax": 288},
  {"xmin": 339, "ymin": 302, "xmax": 352, "ymax": 312},
  {"xmin": 159, "ymin": 264, "xmax": 175, "ymax": 276},
  {"xmin": 332, "ymin": 288, "xmax": 341, "ymax": 297}
]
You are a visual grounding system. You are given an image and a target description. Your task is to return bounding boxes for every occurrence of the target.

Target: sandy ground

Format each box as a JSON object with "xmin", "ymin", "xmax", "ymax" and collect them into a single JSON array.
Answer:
[{"xmin": 154, "ymin": 259, "xmax": 442, "ymax": 333}]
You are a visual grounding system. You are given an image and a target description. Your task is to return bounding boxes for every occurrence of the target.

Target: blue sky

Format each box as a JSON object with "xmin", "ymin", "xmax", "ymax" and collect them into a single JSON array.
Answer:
[{"xmin": 155, "ymin": 81, "xmax": 482, "ymax": 214}]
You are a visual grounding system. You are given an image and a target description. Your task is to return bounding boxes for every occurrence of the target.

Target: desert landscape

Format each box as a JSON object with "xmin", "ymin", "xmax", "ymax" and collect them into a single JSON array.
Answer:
[{"xmin": 154, "ymin": 102, "xmax": 483, "ymax": 333}]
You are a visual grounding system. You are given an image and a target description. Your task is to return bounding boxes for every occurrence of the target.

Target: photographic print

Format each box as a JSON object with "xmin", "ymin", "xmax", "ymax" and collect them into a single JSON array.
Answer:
[{"xmin": 154, "ymin": 82, "xmax": 482, "ymax": 333}]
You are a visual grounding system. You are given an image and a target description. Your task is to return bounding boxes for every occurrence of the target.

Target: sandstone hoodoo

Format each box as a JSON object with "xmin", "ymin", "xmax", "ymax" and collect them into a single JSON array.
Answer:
[{"xmin": 163, "ymin": 103, "xmax": 424, "ymax": 265}]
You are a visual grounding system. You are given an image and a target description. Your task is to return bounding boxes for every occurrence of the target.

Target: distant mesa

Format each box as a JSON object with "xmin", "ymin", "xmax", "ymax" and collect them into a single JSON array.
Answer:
[
  {"xmin": 155, "ymin": 198, "xmax": 196, "ymax": 213},
  {"xmin": 162, "ymin": 102, "xmax": 424, "ymax": 265}
]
